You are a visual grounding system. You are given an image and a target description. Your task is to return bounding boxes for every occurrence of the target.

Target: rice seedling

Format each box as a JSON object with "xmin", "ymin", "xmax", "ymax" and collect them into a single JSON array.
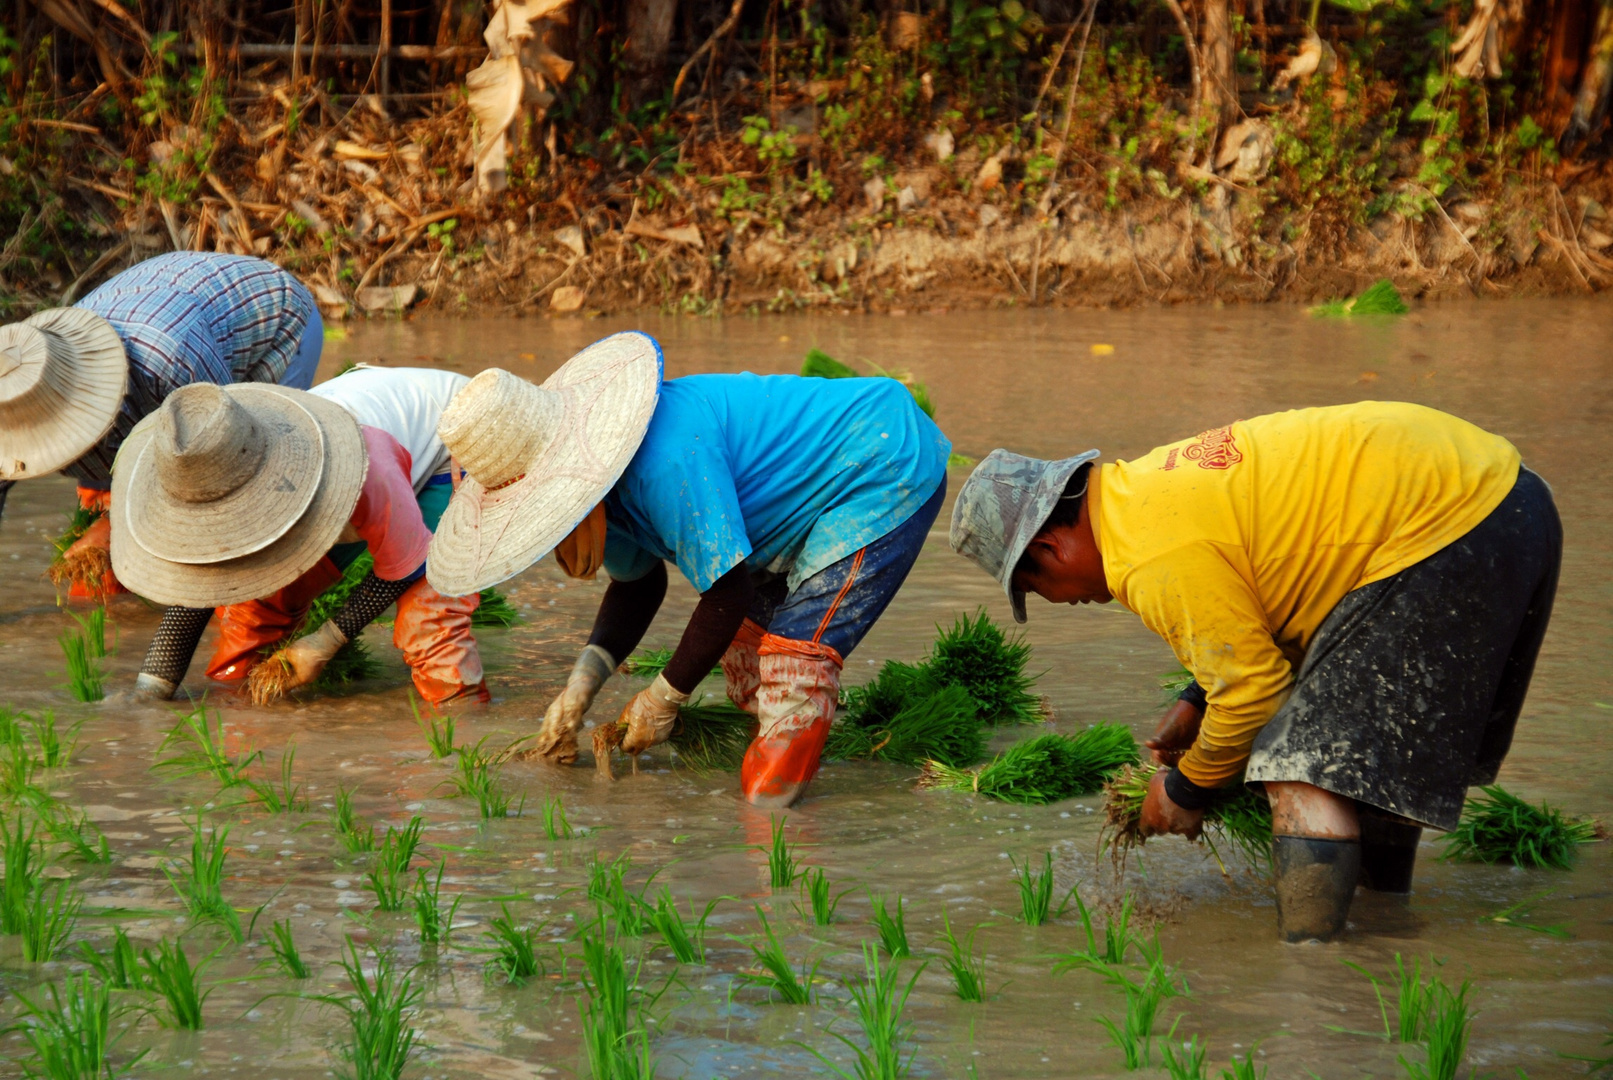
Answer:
[
  {"xmin": 471, "ymin": 587, "xmax": 522, "ymax": 628},
  {"xmin": 364, "ymin": 817, "xmax": 425, "ymax": 913},
  {"xmin": 444, "ymin": 739, "xmax": 524, "ymax": 819},
  {"xmin": 624, "ymin": 646, "xmax": 721, "ymax": 681},
  {"xmin": 1309, "ymin": 278, "xmax": 1409, "ymax": 317},
  {"xmin": 411, "ymin": 692, "xmax": 454, "ymax": 758},
  {"xmin": 21, "ymin": 877, "xmax": 83, "ymax": 962},
  {"xmin": 1095, "ymin": 956, "xmax": 1186, "ymax": 1069},
  {"xmin": 321, "ymin": 938, "xmax": 421, "ymax": 1080},
  {"xmin": 1218, "ymin": 1043, "xmax": 1266, "ymax": 1080},
  {"xmin": 1, "ymin": 811, "xmax": 43, "ymax": 933},
  {"xmin": 737, "ymin": 905, "xmax": 819, "ymax": 1004},
  {"xmin": 1101, "ymin": 762, "xmax": 1274, "ymax": 870},
  {"xmin": 925, "ymin": 610, "xmax": 1041, "ymax": 726},
  {"xmin": 9, "ymin": 971, "xmax": 126, "ymax": 1080},
  {"xmin": 578, "ymin": 921, "xmax": 659, "ymax": 1080},
  {"xmin": 59, "ymin": 623, "xmax": 105, "ymax": 703},
  {"xmin": 1344, "ymin": 953, "xmax": 1433, "ymax": 1043},
  {"xmin": 801, "ymin": 348, "xmax": 859, "ymax": 379},
  {"xmin": 140, "ymin": 938, "xmax": 214, "ymax": 1029},
  {"xmin": 808, "ymin": 942, "xmax": 924, "ymax": 1080},
  {"xmin": 1483, "ymin": 892, "xmax": 1572, "ymax": 938},
  {"xmin": 667, "ymin": 699, "xmax": 755, "ymax": 771},
  {"xmin": 646, "ymin": 887, "xmax": 719, "ymax": 965},
  {"xmin": 796, "ymin": 866, "xmax": 851, "ymax": 927},
  {"xmin": 1398, "ymin": 977, "xmax": 1471, "ymax": 1080},
  {"xmin": 27, "ymin": 710, "xmax": 82, "ymax": 768},
  {"xmin": 154, "ymin": 702, "xmax": 261, "ymax": 788},
  {"xmin": 48, "ymin": 504, "xmax": 109, "ymax": 596},
  {"xmin": 246, "ymin": 554, "xmax": 384, "ymax": 705},
  {"xmin": 919, "ymin": 725, "xmax": 1139, "ymax": 804},
  {"xmin": 78, "ymin": 926, "xmax": 143, "ymax": 989},
  {"xmin": 762, "ymin": 815, "xmax": 800, "ymax": 889},
  {"xmin": 266, "ymin": 918, "xmax": 312, "ymax": 979},
  {"xmin": 39, "ymin": 802, "xmax": 111, "ymax": 864},
  {"xmin": 938, "ymin": 911, "xmax": 988, "ymax": 1002},
  {"xmin": 165, "ymin": 817, "xmax": 241, "ymax": 941},
  {"xmin": 870, "ymin": 892, "xmax": 911, "ymax": 958},
  {"xmin": 482, "ymin": 902, "xmax": 546, "ymax": 983},
  {"xmin": 829, "ymin": 684, "xmax": 986, "ymax": 768},
  {"xmin": 1441, "ymin": 785, "xmax": 1598, "ymax": 870},
  {"xmin": 332, "ymin": 786, "xmax": 377, "ymax": 853},
  {"xmin": 0, "ymin": 725, "xmax": 42, "ymax": 803},
  {"xmin": 587, "ymin": 851, "xmax": 655, "ymax": 936},
  {"xmin": 1011, "ymin": 850, "xmax": 1075, "ymax": 926},
  {"xmin": 243, "ymin": 744, "xmax": 309, "ymax": 814},
  {"xmin": 1163, "ymin": 1034, "xmax": 1209, "ymax": 1080},
  {"xmin": 540, "ymin": 794, "xmax": 574, "ymax": 840},
  {"xmin": 1055, "ymin": 892, "xmax": 1143, "ymax": 974},
  {"xmin": 411, "ymin": 860, "xmax": 463, "ymax": 947}
]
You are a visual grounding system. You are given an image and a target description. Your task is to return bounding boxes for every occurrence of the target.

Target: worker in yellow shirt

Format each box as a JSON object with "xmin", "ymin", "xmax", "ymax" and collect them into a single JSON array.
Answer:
[{"xmin": 950, "ymin": 402, "xmax": 1561, "ymax": 942}]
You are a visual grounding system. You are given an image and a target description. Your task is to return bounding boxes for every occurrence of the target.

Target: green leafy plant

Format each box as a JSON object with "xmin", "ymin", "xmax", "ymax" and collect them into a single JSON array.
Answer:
[
  {"xmin": 540, "ymin": 794, "xmax": 574, "ymax": 840},
  {"xmin": 9, "ymin": 972, "xmax": 129, "ymax": 1080},
  {"xmin": 647, "ymin": 887, "xmax": 718, "ymax": 965},
  {"xmin": 668, "ymin": 700, "xmax": 755, "ymax": 771},
  {"xmin": 738, "ymin": 905, "xmax": 818, "ymax": 1004},
  {"xmin": 625, "ymin": 647, "xmax": 720, "ymax": 681},
  {"xmin": 411, "ymin": 860, "xmax": 462, "ymax": 947},
  {"xmin": 412, "ymin": 693, "xmax": 454, "ymax": 758},
  {"xmin": 763, "ymin": 815, "xmax": 800, "ymax": 889},
  {"xmin": 1, "ymin": 811, "xmax": 43, "ymax": 933},
  {"xmin": 333, "ymin": 786, "xmax": 377, "ymax": 853},
  {"xmin": 1310, "ymin": 277, "xmax": 1409, "ymax": 317},
  {"xmin": 140, "ymin": 938, "xmax": 214, "ymax": 1029},
  {"xmin": 921, "ymin": 725, "xmax": 1138, "ymax": 803},
  {"xmin": 1345, "ymin": 953, "xmax": 1434, "ymax": 1043},
  {"xmin": 266, "ymin": 918, "xmax": 312, "ymax": 979},
  {"xmin": 59, "ymin": 622, "xmax": 105, "ymax": 702},
  {"xmin": 1095, "ymin": 956, "xmax": 1186, "ymax": 1069},
  {"xmin": 806, "ymin": 942, "xmax": 924, "ymax": 1080},
  {"xmin": 21, "ymin": 877, "xmax": 82, "ymax": 962},
  {"xmin": 1012, "ymin": 850, "xmax": 1074, "ymax": 926},
  {"xmin": 40, "ymin": 802, "xmax": 111, "ymax": 864},
  {"xmin": 1398, "ymin": 977, "xmax": 1471, "ymax": 1080},
  {"xmin": 154, "ymin": 703, "xmax": 260, "ymax": 788},
  {"xmin": 1055, "ymin": 892, "xmax": 1142, "ymax": 974},
  {"xmin": 243, "ymin": 744, "xmax": 308, "ymax": 814},
  {"xmin": 925, "ymin": 610, "xmax": 1041, "ymax": 726},
  {"xmin": 870, "ymin": 892, "xmax": 911, "ymax": 958},
  {"xmin": 587, "ymin": 852, "xmax": 656, "ymax": 937},
  {"xmin": 1163, "ymin": 1034, "xmax": 1209, "ymax": 1080},
  {"xmin": 828, "ymin": 684, "xmax": 986, "ymax": 767},
  {"xmin": 27, "ymin": 710, "xmax": 81, "ymax": 768},
  {"xmin": 365, "ymin": 817, "xmax": 424, "ymax": 913},
  {"xmin": 320, "ymin": 939, "xmax": 421, "ymax": 1080},
  {"xmin": 1441, "ymin": 785, "xmax": 1598, "ymax": 870},
  {"xmin": 165, "ymin": 817, "xmax": 240, "ymax": 941},
  {"xmin": 796, "ymin": 866, "xmax": 851, "ymax": 927},
  {"xmin": 471, "ymin": 588, "xmax": 522, "ymax": 628},
  {"xmin": 444, "ymin": 739, "xmax": 524, "ymax": 819},
  {"xmin": 79, "ymin": 926, "xmax": 143, "ymax": 989},
  {"xmin": 482, "ymin": 902, "xmax": 545, "ymax": 983},
  {"xmin": 938, "ymin": 911, "xmax": 988, "ymax": 1002},
  {"xmin": 578, "ymin": 920, "xmax": 659, "ymax": 1080},
  {"xmin": 1219, "ymin": 1043, "xmax": 1266, "ymax": 1079}
]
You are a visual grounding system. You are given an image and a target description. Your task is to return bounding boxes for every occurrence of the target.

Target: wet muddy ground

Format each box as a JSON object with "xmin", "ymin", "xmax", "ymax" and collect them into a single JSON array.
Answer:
[{"xmin": 1, "ymin": 300, "xmax": 1610, "ymax": 1078}]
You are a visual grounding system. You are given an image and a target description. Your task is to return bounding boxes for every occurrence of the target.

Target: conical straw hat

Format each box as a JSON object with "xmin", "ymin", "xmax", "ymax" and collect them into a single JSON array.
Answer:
[
  {"xmin": 111, "ymin": 383, "xmax": 368, "ymax": 608},
  {"xmin": 0, "ymin": 308, "xmax": 128, "ymax": 480},
  {"xmin": 427, "ymin": 331, "xmax": 663, "ymax": 596}
]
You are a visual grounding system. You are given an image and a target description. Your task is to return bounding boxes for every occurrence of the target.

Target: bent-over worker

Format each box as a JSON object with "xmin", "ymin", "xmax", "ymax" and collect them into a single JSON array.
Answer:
[
  {"xmin": 0, "ymin": 252, "xmax": 322, "ymax": 599},
  {"xmin": 114, "ymin": 366, "xmax": 487, "ymax": 705},
  {"xmin": 950, "ymin": 402, "xmax": 1560, "ymax": 942},
  {"xmin": 426, "ymin": 331, "xmax": 951, "ymax": 809}
]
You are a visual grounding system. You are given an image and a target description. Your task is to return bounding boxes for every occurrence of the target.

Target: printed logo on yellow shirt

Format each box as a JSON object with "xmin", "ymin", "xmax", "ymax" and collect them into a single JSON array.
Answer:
[{"xmin": 1161, "ymin": 426, "xmax": 1243, "ymax": 471}]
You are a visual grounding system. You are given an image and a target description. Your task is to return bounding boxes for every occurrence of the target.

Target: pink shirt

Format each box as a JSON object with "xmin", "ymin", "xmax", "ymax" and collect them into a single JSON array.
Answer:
[{"xmin": 351, "ymin": 426, "xmax": 432, "ymax": 580}]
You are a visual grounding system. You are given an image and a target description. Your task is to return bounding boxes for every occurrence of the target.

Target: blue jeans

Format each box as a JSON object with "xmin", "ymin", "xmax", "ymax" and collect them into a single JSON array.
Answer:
[
  {"xmin": 282, "ymin": 306, "xmax": 324, "ymax": 390},
  {"xmin": 748, "ymin": 477, "xmax": 946, "ymax": 659}
]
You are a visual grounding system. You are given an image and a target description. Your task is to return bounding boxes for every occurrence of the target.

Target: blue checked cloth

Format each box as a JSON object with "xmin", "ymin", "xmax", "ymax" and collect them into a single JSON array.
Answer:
[{"xmin": 67, "ymin": 253, "xmax": 318, "ymax": 489}]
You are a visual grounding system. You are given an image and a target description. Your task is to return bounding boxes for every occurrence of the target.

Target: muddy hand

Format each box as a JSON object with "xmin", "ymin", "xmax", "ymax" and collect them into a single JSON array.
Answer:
[
  {"xmin": 530, "ymin": 691, "xmax": 588, "ymax": 764},
  {"xmin": 281, "ymin": 621, "xmax": 347, "ymax": 690},
  {"xmin": 1145, "ymin": 698, "xmax": 1204, "ymax": 767},
  {"xmin": 1139, "ymin": 768, "xmax": 1205, "ymax": 840},
  {"xmin": 618, "ymin": 673, "xmax": 690, "ymax": 755}
]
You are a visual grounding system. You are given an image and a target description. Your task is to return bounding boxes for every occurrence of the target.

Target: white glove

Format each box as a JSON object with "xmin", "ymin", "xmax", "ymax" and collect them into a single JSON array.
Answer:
[
  {"xmin": 618, "ymin": 673, "xmax": 690, "ymax": 755},
  {"xmin": 531, "ymin": 645, "xmax": 616, "ymax": 764},
  {"xmin": 281, "ymin": 621, "xmax": 348, "ymax": 690}
]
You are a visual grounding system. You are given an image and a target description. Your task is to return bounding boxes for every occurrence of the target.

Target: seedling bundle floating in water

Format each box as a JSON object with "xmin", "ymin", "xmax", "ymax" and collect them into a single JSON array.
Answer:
[
  {"xmin": 1101, "ymin": 762, "xmax": 1274, "ymax": 870},
  {"xmin": 1441, "ymin": 784, "xmax": 1600, "ymax": 870},
  {"xmin": 919, "ymin": 725, "xmax": 1139, "ymax": 804},
  {"xmin": 1308, "ymin": 277, "xmax": 1410, "ymax": 317}
]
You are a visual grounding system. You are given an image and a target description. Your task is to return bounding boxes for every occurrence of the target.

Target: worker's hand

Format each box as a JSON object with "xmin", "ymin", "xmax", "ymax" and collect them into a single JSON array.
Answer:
[
  {"xmin": 530, "ymin": 645, "xmax": 616, "ymax": 765},
  {"xmin": 67, "ymin": 513, "xmax": 113, "ymax": 561},
  {"xmin": 1139, "ymin": 768, "xmax": 1205, "ymax": 840},
  {"xmin": 618, "ymin": 673, "xmax": 690, "ymax": 755},
  {"xmin": 1145, "ymin": 698, "xmax": 1204, "ymax": 767},
  {"xmin": 280, "ymin": 621, "xmax": 348, "ymax": 690}
]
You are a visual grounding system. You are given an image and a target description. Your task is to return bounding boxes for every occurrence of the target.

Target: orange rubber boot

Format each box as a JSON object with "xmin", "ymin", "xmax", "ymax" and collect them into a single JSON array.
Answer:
[
  {"xmin": 739, "ymin": 634, "xmax": 842, "ymax": 809},
  {"xmin": 394, "ymin": 578, "xmax": 489, "ymax": 705},
  {"xmin": 65, "ymin": 488, "xmax": 124, "ymax": 600},
  {"xmin": 720, "ymin": 617, "xmax": 768, "ymax": 715},
  {"xmin": 206, "ymin": 557, "xmax": 343, "ymax": 682}
]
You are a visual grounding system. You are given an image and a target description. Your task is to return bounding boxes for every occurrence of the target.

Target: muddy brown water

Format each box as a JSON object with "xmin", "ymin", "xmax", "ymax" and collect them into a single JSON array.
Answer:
[{"xmin": 2, "ymin": 301, "xmax": 1610, "ymax": 1079}]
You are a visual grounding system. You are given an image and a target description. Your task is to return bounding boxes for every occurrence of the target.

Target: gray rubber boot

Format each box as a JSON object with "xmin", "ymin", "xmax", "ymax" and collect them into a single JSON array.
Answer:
[
  {"xmin": 1358, "ymin": 813, "xmax": 1421, "ymax": 894},
  {"xmin": 1272, "ymin": 836, "xmax": 1361, "ymax": 943}
]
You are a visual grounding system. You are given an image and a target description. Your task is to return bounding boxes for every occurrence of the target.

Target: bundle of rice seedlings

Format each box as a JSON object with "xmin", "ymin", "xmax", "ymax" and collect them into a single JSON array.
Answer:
[
  {"xmin": 623, "ymin": 647, "xmax": 720, "ymax": 681},
  {"xmin": 1101, "ymin": 762, "xmax": 1274, "ymax": 870},
  {"xmin": 471, "ymin": 589, "xmax": 521, "ymax": 628},
  {"xmin": 918, "ymin": 724, "xmax": 1138, "ymax": 804},
  {"xmin": 925, "ymin": 610, "xmax": 1042, "ymax": 726},
  {"xmin": 247, "ymin": 557, "xmax": 381, "ymax": 704},
  {"xmin": 1309, "ymin": 278, "xmax": 1409, "ymax": 317},
  {"xmin": 800, "ymin": 348, "xmax": 936, "ymax": 418},
  {"xmin": 1440, "ymin": 785, "xmax": 1600, "ymax": 870},
  {"xmin": 667, "ymin": 699, "xmax": 756, "ymax": 772},
  {"xmin": 1158, "ymin": 666, "xmax": 1196, "ymax": 708},
  {"xmin": 827, "ymin": 684, "xmax": 984, "ymax": 767},
  {"xmin": 47, "ymin": 505, "xmax": 110, "ymax": 596}
]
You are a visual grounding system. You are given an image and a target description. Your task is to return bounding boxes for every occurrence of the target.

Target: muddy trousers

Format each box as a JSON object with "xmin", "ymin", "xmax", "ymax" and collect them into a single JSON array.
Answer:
[{"xmin": 737, "ymin": 478, "xmax": 946, "ymax": 807}]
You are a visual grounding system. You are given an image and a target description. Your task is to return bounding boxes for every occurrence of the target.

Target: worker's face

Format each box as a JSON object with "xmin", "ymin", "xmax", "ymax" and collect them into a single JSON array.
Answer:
[{"xmin": 1011, "ymin": 524, "xmax": 1112, "ymax": 606}]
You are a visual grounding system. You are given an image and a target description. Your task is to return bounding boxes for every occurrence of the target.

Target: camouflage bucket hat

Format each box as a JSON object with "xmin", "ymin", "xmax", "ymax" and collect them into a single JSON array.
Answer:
[{"xmin": 948, "ymin": 447, "xmax": 1100, "ymax": 623}]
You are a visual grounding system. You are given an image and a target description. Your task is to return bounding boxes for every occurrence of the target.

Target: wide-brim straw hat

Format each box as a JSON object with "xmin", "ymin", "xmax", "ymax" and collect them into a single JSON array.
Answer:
[
  {"xmin": 427, "ymin": 331, "xmax": 663, "ymax": 596},
  {"xmin": 111, "ymin": 382, "xmax": 368, "ymax": 608},
  {"xmin": 0, "ymin": 308, "xmax": 128, "ymax": 480}
]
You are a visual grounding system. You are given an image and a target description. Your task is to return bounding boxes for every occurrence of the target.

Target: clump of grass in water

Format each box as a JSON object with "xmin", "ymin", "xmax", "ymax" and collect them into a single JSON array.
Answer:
[
  {"xmin": 154, "ymin": 702, "xmax": 261, "ymax": 788},
  {"xmin": 761, "ymin": 815, "xmax": 800, "ymax": 889},
  {"xmin": 1012, "ymin": 850, "xmax": 1075, "ymax": 926},
  {"xmin": 806, "ymin": 942, "xmax": 925, "ymax": 1080},
  {"xmin": 587, "ymin": 851, "xmax": 656, "ymax": 936},
  {"xmin": 140, "ymin": 938, "xmax": 214, "ymax": 1029},
  {"xmin": 578, "ymin": 920, "xmax": 660, "ymax": 1080},
  {"xmin": 21, "ymin": 876, "xmax": 82, "ymax": 961},
  {"xmin": 482, "ymin": 902, "xmax": 546, "ymax": 983},
  {"xmin": 738, "ymin": 905, "xmax": 819, "ymax": 1004},
  {"xmin": 11, "ymin": 971, "xmax": 128, "ymax": 1079},
  {"xmin": 26, "ymin": 709, "xmax": 82, "ymax": 769},
  {"xmin": 647, "ymin": 887, "xmax": 719, "ymax": 965},
  {"xmin": 540, "ymin": 794, "xmax": 574, "ymax": 840},
  {"xmin": 165, "ymin": 816, "xmax": 241, "ymax": 941},
  {"xmin": 1309, "ymin": 278, "xmax": 1409, "ymax": 317},
  {"xmin": 1344, "ymin": 952, "xmax": 1438, "ymax": 1043},
  {"xmin": 242, "ymin": 743, "xmax": 309, "ymax": 814},
  {"xmin": 1398, "ymin": 977, "xmax": 1471, "ymax": 1080},
  {"xmin": 1441, "ymin": 784, "xmax": 1599, "ymax": 870},
  {"xmin": 1055, "ymin": 892, "xmax": 1143, "ymax": 974},
  {"xmin": 332, "ymin": 786, "xmax": 377, "ymax": 853},
  {"xmin": 364, "ymin": 817, "xmax": 424, "ymax": 913},
  {"xmin": 1102, "ymin": 762, "xmax": 1274, "ymax": 871},
  {"xmin": 1, "ymin": 812, "xmax": 44, "ymax": 933},
  {"xmin": 59, "ymin": 620, "xmax": 105, "ymax": 703},
  {"xmin": 938, "ymin": 911, "xmax": 988, "ymax": 1002},
  {"xmin": 266, "ymin": 918, "xmax": 312, "ymax": 979},
  {"xmin": 828, "ymin": 684, "xmax": 986, "ymax": 768},
  {"xmin": 320, "ymin": 938, "xmax": 421, "ymax": 1080},
  {"xmin": 925, "ymin": 610, "xmax": 1041, "ymax": 726},
  {"xmin": 443, "ymin": 738, "xmax": 524, "ymax": 819},
  {"xmin": 40, "ymin": 801, "xmax": 112, "ymax": 864},
  {"xmin": 796, "ymin": 866, "xmax": 851, "ymax": 927},
  {"xmin": 79, "ymin": 926, "xmax": 143, "ymax": 989},
  {"xmin": 667, "ymin": 699, "xmax": 755, "ymax": 771},
  {"xmin": 1219, "ymin": 1044, "xmax": 1267, "ymax": 1080},
  {"xmin": 870, "ymin": 892, "xmax": 910, "ymax": 958},
  {"xmin": 411, "ymin": 860, "xmax": 463, "ymax": 947},
  {"xmin": 1095, "ymin": 955, "xmax": 1187, "ymax": 1069},
  {"xmin": 411, "ymin": 692, "xmax": 454, "ymax": 758},
  {"xmin": 921, "ymin": 725, "xmax": 1138, "ymax": 804},
  {"xmin": 1162, "ymin": 1033, "xmax": 1209, "ymax": 1080}
]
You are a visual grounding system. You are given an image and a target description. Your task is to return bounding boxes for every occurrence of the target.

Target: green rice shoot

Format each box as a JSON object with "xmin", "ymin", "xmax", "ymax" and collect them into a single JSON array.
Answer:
[
  {"xmin": 1158, "ymin": 666, "xmax": 1196, "ymax": 707},
  {"xmin": 78, "ymin": 926, "xmax": 143, "ymax": 989},
  {"xmin": 471, "ymin": 588, "xmax": 521, "ymax": 628},
  {"xmin": 1101, "ymin": 762, "xmax": 1274, "ymax": 871},
  {"xmin": 333, "ymin": 786, "xmax": 377, "ymax": 853},
  {"xmin": 1054, "ymin": 891, "xmax": 1144, "ymax": 974},
  {"xmin": 1309, "ymin": 277, "xmax": 1409, "ymax": 317},
  {"xmin": 482, "ymin": 903, "xmax": 545, "ymax": 983},
  {"xmin": 801, "ymin": 348, "xmax": 936, "ymax": 418},
  {"xmin": 59, "ymin": 622, "xmax": 105, "ymax": 702},
  {"xmin": 796, "ymin": 866, "xmax": 851, "ymax": 927},
  {"xmin": 1012, "ymin": 849, "xmax": 1074, "ymax": 926},
  {"xmin": 647, "ymin": 887, "xmax": 718, "ymax": 965},
  {"xmin": 919, "ymin": 724, "xmax": 1139, "ymax": 804},
  {"xmin": 828, "ymin": 684, "xmax": 985, "ymax": 767},
  {"xmin": 321, "ymin": 938, "xmax": 422, "ymax": 1080},
  {"xmin": 411, "ymin": 693, "xmax": 455, "ymax": 758},
  {"xmin": 140, "ymin": 938, "xmax": 214, "ymax": 1029},
  {"xmin": 763, "ymin": 814, "xmax": 800, "ymax": 889},
  {"xmin": 939, "ymin": 911, "xmax": 988, "ymax": 1002},
  {"xmin": 411, "ymin": 860, "xmax": 462, "ymax": 947},
  {"xmin": 21, "ymin": 877, "xmax": 82, "ymax": 961},
  {"xmin": 11, "ymin": 971, "xmax": 123, "ymax": 1079},
  {"xmin": 870, "ymin": 892, "xmax": 911, "ymax": 958},
  {"xmin": 624, "ymin": 646, "xmax": 721, "ymax": 682},
  {"xmin": 668, "ymin": 698, "xmax": 755, "ymax": 771},
  {"xmin": 924, "ymin": 610, "xmax": 1040, "ymax": 726},
  {"xmin": 805, "ymin": 942, "xmax": 924, "ymax": 1080},
  {"xmin": 165, "ymin": 817, "xmax": 241, "ymax": 941},
  {"xmin": 1398, "ymin": 976, "xmax": 1471, "ymax": 1080},
  {"xmin": 738, "ymin": 904, "xmax": 818, "ymax": 1004},
  {"xmin": 1440, "ymin": 784, "xmax": 1599, "ymax": 870},
  {"xmin": 267, "ymin": 918, "xmax": 312, "ymax": 979}
]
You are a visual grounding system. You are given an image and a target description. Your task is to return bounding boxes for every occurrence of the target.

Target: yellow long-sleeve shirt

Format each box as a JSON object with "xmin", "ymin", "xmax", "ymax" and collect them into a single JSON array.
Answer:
[{"xmin": 1095, "ymin": 401, "xmax": 1521, "ymax": 787}]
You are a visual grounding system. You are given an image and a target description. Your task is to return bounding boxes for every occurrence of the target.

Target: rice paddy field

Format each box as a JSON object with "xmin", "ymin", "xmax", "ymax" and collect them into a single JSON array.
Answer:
[{"xmin": 1, "ymin": 300, "xmax": 1610, "ymax": 1079}]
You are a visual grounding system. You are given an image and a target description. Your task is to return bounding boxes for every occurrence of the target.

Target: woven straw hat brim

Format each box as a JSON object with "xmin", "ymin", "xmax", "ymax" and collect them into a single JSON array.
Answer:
[
  {"xmin": 122, "ymin": 388, "xmax": 326, "ymax": 564},
  {"xmin": 111, "ymin": 387, "xmax": 368, "ymax": 608},
  {"xmin": 426, "ymin": 332, "xmax": 663, "ymax": 596},
  {"xmin": 0, "ymin": 308, "xmax": 128, "ymax": 480}
]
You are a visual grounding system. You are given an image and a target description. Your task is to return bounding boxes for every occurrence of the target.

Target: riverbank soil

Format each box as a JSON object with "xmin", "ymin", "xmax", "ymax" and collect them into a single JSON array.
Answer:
[{"xmin": 2, "ymin": 0, "xmax": 1613, "ymax": 317}]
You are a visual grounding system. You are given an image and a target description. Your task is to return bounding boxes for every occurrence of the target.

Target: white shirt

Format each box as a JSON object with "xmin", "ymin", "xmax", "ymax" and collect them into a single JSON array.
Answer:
[{"xmin": 310, "ymin": 366, "xmax": 469, "ymax": 492}]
